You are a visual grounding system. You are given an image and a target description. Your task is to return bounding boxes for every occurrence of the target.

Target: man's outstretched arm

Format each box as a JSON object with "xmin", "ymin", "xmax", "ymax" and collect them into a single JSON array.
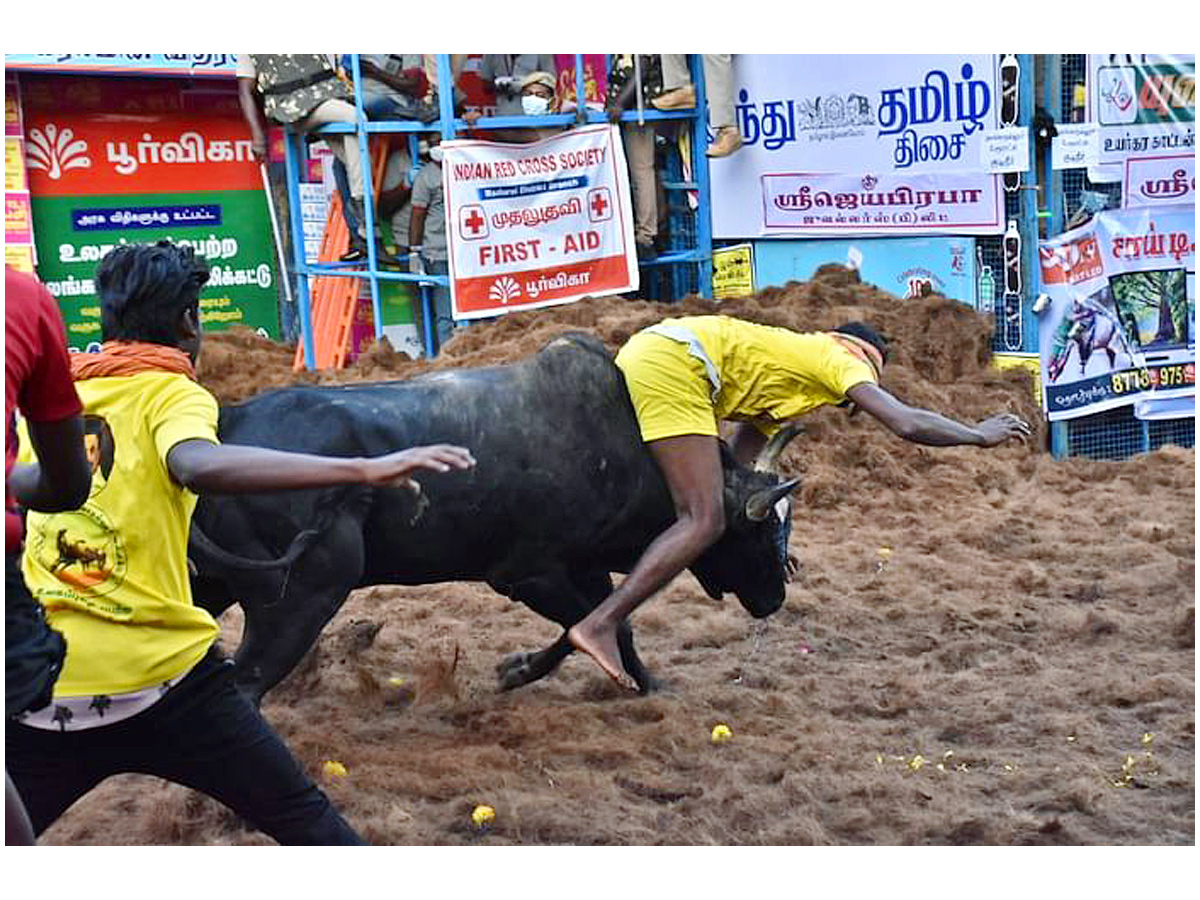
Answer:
[
  {"xmin": 846, "ymin": 382, "xmax": 1030, "ymax": 447},
  {"xmin": 166, "ymin": 439, "xmax": 474, "ymax": 495}
]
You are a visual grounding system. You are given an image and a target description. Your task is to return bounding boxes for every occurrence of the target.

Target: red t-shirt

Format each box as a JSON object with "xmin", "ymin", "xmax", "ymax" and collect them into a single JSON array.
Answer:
[{"xmin": 5, "ymin": 266, "xmax": 84, "ymax": 552}]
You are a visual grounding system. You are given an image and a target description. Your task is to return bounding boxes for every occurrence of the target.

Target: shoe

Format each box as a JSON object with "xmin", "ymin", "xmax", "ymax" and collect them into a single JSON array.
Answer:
[
  {"xmin": 636, "ymin": 240, "xmax": 656, "ymax": 262},
  {"xmin": 651, "ymin": 85, "xmax": 696, "ymax": 111},
  {"xmin": 706, "ymin": 126, "xmax": 743, "ymax": 158}
]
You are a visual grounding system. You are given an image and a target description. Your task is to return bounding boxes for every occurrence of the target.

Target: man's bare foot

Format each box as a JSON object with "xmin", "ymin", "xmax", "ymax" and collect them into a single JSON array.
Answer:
[{"xmin": 568, "ymin": 622, "xmax": 638, "ymax": 692}]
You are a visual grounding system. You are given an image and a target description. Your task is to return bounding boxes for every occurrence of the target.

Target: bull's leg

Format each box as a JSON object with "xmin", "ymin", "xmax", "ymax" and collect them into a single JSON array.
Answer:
[
  {"xmin": 496, "ymin": 570, "xmax": 655, "ymax": 694},
  {"xmin": 235, "ymin": 515, "xmax": 366, "ymax": 706}
]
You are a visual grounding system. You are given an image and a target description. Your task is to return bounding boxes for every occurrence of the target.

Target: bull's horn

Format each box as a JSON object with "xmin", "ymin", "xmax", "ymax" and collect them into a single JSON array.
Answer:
[
  {"xmin": 753, "ymin": 423, "xmax": 805, "ymax": 474},
  {"xmin": 745, "ymin": 477, "xmax": 801, "ymax": 522}
]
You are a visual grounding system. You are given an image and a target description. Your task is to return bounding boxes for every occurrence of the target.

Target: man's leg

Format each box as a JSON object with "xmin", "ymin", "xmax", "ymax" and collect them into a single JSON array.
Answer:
[
  {"xmin": 659, "ymin": 54, "xmax": 692, "ymax": 91},
  {"xmin": 568, "ymin": 434, "xmax": 725, "ymax": 691},
  {"xmin": 6, "ymin": 772, "xmax": 35, "ymax": 845},
  {"xmin": 622, "ymin": 123, "xmax": 658, "ymax": 250},
  {"xmin": 424, "ymin": 257, "xmax": 455, "ymax": 350},
  {"xmin": 142, "ymin": 653, "xmax": 364, "ymax": 845},
  {"xmin": 331, "ymin": 158, "xmax": 361, "ymax": 240},
  {"xmin": 300, "ymin": 99, "xmax": 363, "ymax": 201},
  {"xmin": 701, "ymin": 54, "xmax": 736, "ymax": 130},
  {"xmin": 6, "ymin": 720, "xmax": 114, "ymax": 838}
]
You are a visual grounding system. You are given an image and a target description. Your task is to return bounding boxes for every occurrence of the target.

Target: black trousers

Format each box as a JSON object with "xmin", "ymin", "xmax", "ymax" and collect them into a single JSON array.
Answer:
[
  {"xmin": 6, "ymin": 649, "xmax": 364, "ymax": 845},
  {"xmin": 5, "ymin": 551, "xmax": 66, "ymax": 719}
]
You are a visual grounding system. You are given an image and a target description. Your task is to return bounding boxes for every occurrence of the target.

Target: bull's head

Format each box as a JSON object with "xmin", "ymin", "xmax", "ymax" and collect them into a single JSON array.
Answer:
[{"xmin": 689, "ymin": 424, "xmax": 803, "ymax": 619}]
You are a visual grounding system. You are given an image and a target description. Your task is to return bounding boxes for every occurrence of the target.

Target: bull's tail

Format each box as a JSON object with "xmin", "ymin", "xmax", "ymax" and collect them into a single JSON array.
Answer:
[{"xmin": 188, "ymin": 523, "xmax": 320, "ymax": 572}]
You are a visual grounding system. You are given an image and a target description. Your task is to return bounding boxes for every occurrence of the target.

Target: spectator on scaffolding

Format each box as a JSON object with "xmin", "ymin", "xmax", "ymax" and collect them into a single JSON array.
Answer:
[
  {"xmin": 478, "ymin": 54, "xmax": 558, "ymax": 118},
  {"xmin": 408, "ymin": 134, "xmax": 455, "ymax": 352},
  {"xmin": 606, "ymin": 54, "xmax": 668, "ymax": 262},
  {"xmin": 654, "ymin": 54, "xmax": 743, "ymax": 158},
  {"xmin": 237, "ymin": 55, "xmax": 371, "ymax": 243},
  {"xmin": 352, "ymin": 54, "xmax": 439, "ymax": 124}
]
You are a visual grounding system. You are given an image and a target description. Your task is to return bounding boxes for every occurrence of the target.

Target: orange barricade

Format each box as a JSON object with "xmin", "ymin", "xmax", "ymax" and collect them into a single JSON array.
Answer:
[{"xmin": 294, "ymin": 139, "xmax": 393, "ymax": 371}]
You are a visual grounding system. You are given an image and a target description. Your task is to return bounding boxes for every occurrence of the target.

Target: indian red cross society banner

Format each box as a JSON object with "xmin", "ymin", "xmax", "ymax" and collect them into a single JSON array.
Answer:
[{"xmin": 442, "ymin": 123, "xmax": 639, "ymax": 320}]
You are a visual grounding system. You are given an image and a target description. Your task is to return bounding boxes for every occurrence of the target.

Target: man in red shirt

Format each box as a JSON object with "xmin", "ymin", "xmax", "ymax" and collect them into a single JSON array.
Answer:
[{"xmin": 5, "ymin": 266, "xmax": 93, "ymax": 844}]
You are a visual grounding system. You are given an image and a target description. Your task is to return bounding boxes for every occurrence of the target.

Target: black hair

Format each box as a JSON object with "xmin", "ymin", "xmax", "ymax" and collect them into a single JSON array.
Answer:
[
  {"xmin": 96, "ymin": 240, "xmax": 210, "ymax": 345},
  {"xmin": 833, "ymin": 321, "xmax": 889, "ymax": 365}
]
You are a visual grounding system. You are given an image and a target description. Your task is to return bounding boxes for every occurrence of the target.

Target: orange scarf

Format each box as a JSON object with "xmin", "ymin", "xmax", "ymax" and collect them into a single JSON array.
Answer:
[
  {"xmin": 70, "ymin": 341, "xmax": 196, "ymax": 382},
  {"xmin": 826, "ymin": 332, "xmax": 883, "ymax": 383}
]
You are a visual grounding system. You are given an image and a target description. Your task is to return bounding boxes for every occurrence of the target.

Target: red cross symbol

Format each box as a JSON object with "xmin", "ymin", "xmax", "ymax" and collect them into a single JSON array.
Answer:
[
  {"xmin": 587, "ymin": 188, "xmax": 612, "ymax": 223},
  {"xmin": 459, "ymin": 204, "xmax": 488, "ymax": 241}
]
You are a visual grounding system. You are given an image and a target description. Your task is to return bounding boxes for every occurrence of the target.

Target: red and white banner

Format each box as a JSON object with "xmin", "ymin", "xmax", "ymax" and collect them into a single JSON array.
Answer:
[
  {"xmin": 1123, "ymin": 154, "xmax": 1195, "ymax": 209},
  {"xmin": 761, "ymin": 171, "xmax": 1004, "ymax": 236},
  {"xmin": 443, "ymin": 124, "xmax": 638, "ymax": 320}
]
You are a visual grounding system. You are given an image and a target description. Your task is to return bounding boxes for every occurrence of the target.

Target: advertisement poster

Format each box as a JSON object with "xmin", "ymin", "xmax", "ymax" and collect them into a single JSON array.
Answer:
[
  {"xmin": 20, "ymin": 75, "xmax": 280, "ymax": 349},
  {"xmin": 1123, "ymin": 154, "xmax": 1194, "ymax": 209},
  {"xmin": 712, "ymin": 243, "xmax": 755, "ymax": 300},
  {"xmin": 1088, "ymin": 54, "xmax": 1195, "ymax": 167},
  {"xmin": 553, "ymin": 54, "xmax": 608, "ymax": 112},
  {"xmin": 754, "ymin": 236, "xmax": 977, "ymax": 306},
  {"xmin": 711, "ymin": 54, "xmax": 1003, "ymax": 238},
  {"xmin": 5, "ymin": 74, "xmax": 36, "ymax": 272},
  {"xmin": 442, "ymin": 123, "xmax": 638, "ymax": 319},
  {"xmin": 760, "ymin": 171, "xmax": 1002, "ymax": 236},
  {"xmin": 1037, "ymin": 204, "xmax": 1195, "ymax": 421}
]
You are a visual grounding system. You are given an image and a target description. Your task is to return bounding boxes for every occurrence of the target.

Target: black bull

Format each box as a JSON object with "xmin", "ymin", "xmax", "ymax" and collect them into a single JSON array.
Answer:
[{"xmin": 189, "ymin": 334, "xmax": 801, "ymax": 703}]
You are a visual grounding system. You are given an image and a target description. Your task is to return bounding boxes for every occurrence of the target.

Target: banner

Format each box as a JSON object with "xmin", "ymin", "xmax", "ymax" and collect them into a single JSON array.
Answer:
[
  {"xmin": 754, "ymin": 236, "xmax": 976, "ymax": 307},
  {"xmin": 4, "ymin": 73, "xmax": 36, "ymax": 272},
  {"xmin": 21, "ymin": 75, "xmax": 280, "ymax": 348},
  {"xmin": 713, "ymin": 243, "xmax": 755, "ymax": 300},
  {"xmin": 712, "ymin": 54, "xmax": 1003, "ymax": 238},
  {"xmin": 1123, "ymin": 155, "xmax": 1195, "ymax": 208},
  {"xmin": 443, "ymin": 123, "xmax": 638, "ymax": 319},
  {"xmin": 761, "ymin": 171, "xmax": 1002, "ymax": 235},
  {"xmin": 1088, "ymin": 55, "xmax": 1195, "ymax": 166},
  {"xmin": 1037, "ymin": 205, "xmax": 1195, "ymax": 421},
  {"xmin": 4, "ymin": 54, "xmax": 237, "ymax": 76}
]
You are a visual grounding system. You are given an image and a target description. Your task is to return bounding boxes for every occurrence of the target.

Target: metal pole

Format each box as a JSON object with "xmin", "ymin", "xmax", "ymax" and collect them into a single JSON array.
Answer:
[
  {"xmin": 282, "ymin": 128, "xmax": 316, "ymax": 369},
  {"xmin": 575, "ymin": 53, "xmax": 588, "ymax": 125},
  {"xmin": 349, "ymin": 54, "xmax": 383, "ymax": 343},
  {"xmin": 692, "ymin": 55, "xmax": 714, "ymax": 300},
  {"xmin": 1044, "ymin": 54, "xmax": 1070, "ymax": 459},
  {"xmin": 1018, "ymin": 54, "xmax": 1039, "ymax": 353}
]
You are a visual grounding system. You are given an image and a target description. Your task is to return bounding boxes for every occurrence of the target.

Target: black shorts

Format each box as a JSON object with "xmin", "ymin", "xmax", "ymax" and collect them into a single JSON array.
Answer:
[{"xmin": 5, "ymin": 552, "xmax": 66, "ymax": 719}]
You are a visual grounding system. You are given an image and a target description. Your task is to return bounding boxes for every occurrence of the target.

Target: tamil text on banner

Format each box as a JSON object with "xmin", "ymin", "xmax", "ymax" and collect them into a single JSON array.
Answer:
[
  {"xmin": 711, "ymin": 54, "xmax": 1003, "ymax": 238},
  {"xmin": 20, "ymin": 75, "xmax": 280, "ymax": 349},
  {"xmin": 761, "ymin": 172, "xmax": 1003, "ymax": 236},
  {"xmin": 1037, "ymin": 204, "xmax": 1194, "ymax": 421},
  {"xmin": 1123, "ymin": 154, "xmax": 1195, "ymax": 209},
  {"xmin": 4, "ymin": 54, "xmax": 237, "ymax": 77},
  {"xmin": 443, "ymin": 123, "xmax": 638, "ymax": 319},
  {"xmin": 1088, "ymin": 54, "xmax": 1195, "ymax": 167}
]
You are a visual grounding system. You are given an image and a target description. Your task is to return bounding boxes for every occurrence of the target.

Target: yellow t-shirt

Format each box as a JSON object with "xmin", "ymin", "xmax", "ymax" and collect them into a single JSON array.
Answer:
[
  {"xmin": 18, "ymin": 371, "xmax": 221, "ymax": 697},
  {"xmin": 616, "ymin": 315, "xmax": 878, "ymax": 441}
]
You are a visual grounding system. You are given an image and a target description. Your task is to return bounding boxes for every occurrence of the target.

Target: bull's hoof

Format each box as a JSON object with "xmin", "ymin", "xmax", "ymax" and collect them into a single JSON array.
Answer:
[{"xmin": 495, "ymin": 652, "xmax": 538, "ymax": 691}]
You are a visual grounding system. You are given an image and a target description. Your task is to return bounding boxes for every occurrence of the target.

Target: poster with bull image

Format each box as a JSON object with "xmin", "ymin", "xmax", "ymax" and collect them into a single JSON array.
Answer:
[
  {"xmin": 1037, "ymin": 204, "xmax": 1195, "ymax": 421},
  {"xmin": 442, "ymin": 123, "xmax": 638, "ymax": 320}
]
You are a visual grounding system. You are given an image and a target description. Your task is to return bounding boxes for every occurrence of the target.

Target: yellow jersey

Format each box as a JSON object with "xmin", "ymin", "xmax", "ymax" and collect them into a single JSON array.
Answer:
[{"xmin": 19, "ymin": 371, "xmax": 221, "ymax": 697}]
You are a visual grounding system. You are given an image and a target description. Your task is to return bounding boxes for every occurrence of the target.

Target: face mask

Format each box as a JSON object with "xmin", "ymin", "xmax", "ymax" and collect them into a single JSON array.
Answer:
[
  {"xmin": 522, "ymin": 94, "xmax": 550, "ymax": 116},
  {"xmin": 429, "ymin": 146, "xmax": 444, "ymax": 163}
]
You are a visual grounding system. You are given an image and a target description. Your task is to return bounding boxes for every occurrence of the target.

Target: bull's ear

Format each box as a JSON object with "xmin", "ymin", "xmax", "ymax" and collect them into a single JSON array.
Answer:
[{"xmin": 744, "ymin": 477, "xmax": 801, "ymax": 522}]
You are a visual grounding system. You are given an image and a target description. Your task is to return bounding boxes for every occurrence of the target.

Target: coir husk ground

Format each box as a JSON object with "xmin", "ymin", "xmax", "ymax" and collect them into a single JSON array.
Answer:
[{"xmin": 40, "ymin": 267, "xmax": 1194, "ymax": 845}]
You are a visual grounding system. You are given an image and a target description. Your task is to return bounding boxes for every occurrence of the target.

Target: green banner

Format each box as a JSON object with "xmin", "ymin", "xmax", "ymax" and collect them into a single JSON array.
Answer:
[{"xmin": 30, "ymin": 189, "xmax": 280, "ymax": 350}]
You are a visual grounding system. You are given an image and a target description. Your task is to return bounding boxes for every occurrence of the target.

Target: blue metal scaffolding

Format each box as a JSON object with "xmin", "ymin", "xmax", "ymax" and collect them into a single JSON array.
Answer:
[{"xmin": 279, "ymin": 54, "xmax": 714, "ymax": 368}]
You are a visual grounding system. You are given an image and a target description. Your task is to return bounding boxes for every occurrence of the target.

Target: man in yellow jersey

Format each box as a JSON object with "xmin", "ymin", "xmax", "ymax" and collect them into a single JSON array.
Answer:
[
  {"xmin": 568, "ymin": 314, "xmax": 1030, "ymax": 690},
  {"xmin": 7, "ymin": 241, "xmax": 475, "ymax": 845}
]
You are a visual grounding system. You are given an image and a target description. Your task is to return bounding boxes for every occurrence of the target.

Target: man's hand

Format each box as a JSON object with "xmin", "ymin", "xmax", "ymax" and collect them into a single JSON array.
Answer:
[
  {"xmin": 251, "ymin": 133, "xmax": 268, "ymax": 162},
  {"xmin": 360, "ymin": 445, "xmax": 476, "ymax": 491},
  {"xmin": 493, "ymin": 75, "xmax": 516, "ymax": 98},
  {"xmin": 974, "ymin": 413, "xmax": 1032, "ymax": 447}
]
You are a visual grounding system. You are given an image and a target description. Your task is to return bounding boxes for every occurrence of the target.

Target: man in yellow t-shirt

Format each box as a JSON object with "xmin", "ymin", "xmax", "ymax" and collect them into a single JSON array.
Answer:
[
  {"xmin": 8, "ymin": 241, "xmax": 475, "ymax": 845},
  {"xmin": 568, "ymin": 314, "xmax": 1031, "ymax": 691}
]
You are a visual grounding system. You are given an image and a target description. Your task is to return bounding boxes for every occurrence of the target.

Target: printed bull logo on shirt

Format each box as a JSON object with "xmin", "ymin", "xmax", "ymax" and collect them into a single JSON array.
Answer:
[{"xmin": 26, "ymin": 414, "xmax": 130, "ymax": 609}]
